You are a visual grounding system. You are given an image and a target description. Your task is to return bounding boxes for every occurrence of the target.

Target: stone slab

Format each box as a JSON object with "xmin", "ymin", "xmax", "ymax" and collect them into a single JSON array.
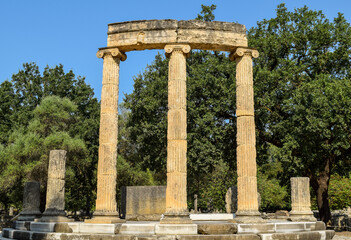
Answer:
[
  {"xmin": 106, "ymin": 20, "xmax": 248, "ymax": 52},
  {"xmin": 120, "ymin": 186, "xmax": 166, "ymax": 221},
  {"xmin": 237, "ymin": 223, "xmax": 275, "ymax": 233},
  {"xmin": 30, "ymin": 222, "xmax": 56, "ymax": 232},
  {"xmin": 190, "ymin": 214, "xmax": 235, "ymax": 221},
  {"xmin": 119, "ymin": 223, "xmax": 156, "ymax": 235},
  {"xmin": 155, "ymin": 224, "xmax": 197, "ymax": 235},
  {"xmin": 178, "ymin": 235, "xmax": 260, "ymax": 240},
  {"xmin": 259, "ymin": 231, "xmax": 326, "ymax": 240},
  {"xmin": 197, "ymin": 222, "xmax": 237, "ymax": 235},
  {"xmin": 14, "ymin": 222, "xmax": 27, "ymax": 230},
  {"xmin": 274, "ymin": 222, "xmax": 306, "ymax": 232},
  {"xmin": 77, "ymin": 223, "xmax": 120, "ymax": 234}
]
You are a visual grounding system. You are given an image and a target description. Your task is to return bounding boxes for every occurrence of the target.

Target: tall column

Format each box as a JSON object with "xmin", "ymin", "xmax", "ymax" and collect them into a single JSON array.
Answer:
[
  {"xmin": 161, "ymin": 44, "xmax": 192, "ymax": 224},
  {"xmin": 86, "ymin": 47, "xmax": 126, "ymax": 224},
  {"xmin": 289, "ymin": 177, "xmax": 316, "ymax": 222},
  {"xmin": 41, "ymin": 150, "xmax": 72, "ymax": 222},
  {"xmin": 229, "ymin": 47, "xmax": 262, "ymax": 223}
]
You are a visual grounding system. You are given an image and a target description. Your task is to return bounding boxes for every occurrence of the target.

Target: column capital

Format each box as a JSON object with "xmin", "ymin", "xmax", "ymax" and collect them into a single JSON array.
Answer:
[
  {"xmin": 229, "ymin": 47, "xmax": 259, "ymax": 61},
  {"xmin": 164, "ymin": 44, "xmax": 191, "ymax": 58},
  {"xmin": 97, "ymin": 47, "xmax": 127, "ymax": 61}
]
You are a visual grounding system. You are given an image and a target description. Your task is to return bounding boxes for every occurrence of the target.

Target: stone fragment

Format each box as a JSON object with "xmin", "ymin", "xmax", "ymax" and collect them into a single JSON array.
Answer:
[
  {"xmin": 18, "ymin": 181, "xmax": 42, "ymax": 221},
  {"xmin": 197, "ymin": 222, "xmax": 237, "ymax": 235},
  {"xmin": 41, "ymin": 150, "xmax": 72, "ymax": 222},
  {"xmin": 289, "ymin": 177, "xmax": 316, "ymax": 222}
]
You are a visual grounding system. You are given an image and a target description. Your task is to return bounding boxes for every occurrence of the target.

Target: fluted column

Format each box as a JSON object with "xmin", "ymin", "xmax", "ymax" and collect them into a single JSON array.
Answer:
[
  {"xmin": 161, "ymin": 44, "xmax": 192, "ymax": 224},
  {"xmin": 41, "ymin": 150, "xmax": 72, "ymax": 222},
  {"xmin": 289, "ymin": 177, "xmax": 316, "ymax": 221},
  {"xmin": 229, "ymin": 48, "xmax": 262, "ymax": 223},
  {"xmin": 86, "ymin": 47, "xmax": 126, "ymax": 224}
]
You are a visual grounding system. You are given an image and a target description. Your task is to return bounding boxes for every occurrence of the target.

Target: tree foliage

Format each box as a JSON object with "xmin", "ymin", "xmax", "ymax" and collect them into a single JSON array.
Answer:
[
  {"xmin": 0, "ymin": 63, "xmax": 100, "ymax": 213},
  {"xmin": 249, "ymin": 4, "xmax": 351, "ymax": 222}
]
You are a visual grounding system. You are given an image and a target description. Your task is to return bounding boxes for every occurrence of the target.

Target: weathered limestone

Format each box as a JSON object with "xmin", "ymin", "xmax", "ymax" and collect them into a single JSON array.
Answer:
[
  {"xmin": 289, "ymin": 177, "xmax": 316, "ymax": 222},
  {"xmin": 161, "ymin": 44, "xmax": 192, "ymax": 224},
  {"xmin": 226, "ymin": 187, "xmax": 238, "ymax": 214},
  {"xmin": 107, "ymin": 20, "xmax": 248, "ymax": 52},
  {"xmin": 18, "ymin": 181, "xmax": 41, "ymax": 221},
  {"xmin": 120, "ymin": 186, "xmax": 166, "ymax": 220},
  {"xmin": 41, "ymin": 150, "xmax": 71, "ymax": 222},
  {"xmin": 86, "ymin": 47, "xmax": 127, "ymax": 224},
  {"xmin": 229, "ymin": 48, "xmax": 261, "ymax": 223}
]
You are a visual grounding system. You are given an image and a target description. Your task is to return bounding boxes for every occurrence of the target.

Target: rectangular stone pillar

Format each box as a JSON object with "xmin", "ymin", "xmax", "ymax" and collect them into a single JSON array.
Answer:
[
  {"xmin": 18, "ymin": 181, "xmax": 41, "ymax": 221},
  {"xmin": 229, "ymin": 48, "xmax": 262, "ymax": 223},
  {"xmin": 41, "ymin": 150, "xmax": 72, "ymax": 222},
  {"xmin": 161, "ymin": 44, "xmax": 192, "ymax": 224},
  {"xmin": 86, "ymin": 47, "xmax": 126, "ymax": 224},
  {"xmin": 289, "ymin": 177, "xmax": 316, "ymax": 222}
]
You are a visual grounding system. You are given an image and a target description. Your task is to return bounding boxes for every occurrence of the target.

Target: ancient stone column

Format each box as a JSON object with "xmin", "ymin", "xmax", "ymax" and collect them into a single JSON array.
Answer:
[
  {"xmin": 18, "ymin": 181, "xmax": 41, "ymax": 221},
  {"xmin": 229, "ymin": 48, "xmax": 261, "ymax": 223},
  {"xmin": 86, "ymin": 47, "xmax": 126, "ymax": 224},
  {"xmin": 161, "ymin": 44, "xmax": 192, "ymax": 224},
  {"xmin": 289, "ymin": 177, "xmax": 316, "ymax": 221},
  {"xmin": 41, "ymin": 150, "xmax": 71, "ymax": 222}
]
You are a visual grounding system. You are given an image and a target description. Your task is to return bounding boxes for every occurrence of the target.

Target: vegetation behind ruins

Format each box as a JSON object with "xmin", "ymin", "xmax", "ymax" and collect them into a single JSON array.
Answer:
[{"xmin": 0, "ymin": 4, "xmax": 351, "ymax": 225}]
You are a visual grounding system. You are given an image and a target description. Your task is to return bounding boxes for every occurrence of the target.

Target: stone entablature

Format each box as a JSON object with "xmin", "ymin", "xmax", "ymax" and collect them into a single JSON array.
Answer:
[{"xmin": 106, "ymin": 20, "xmax": 248, "ymax": 52}]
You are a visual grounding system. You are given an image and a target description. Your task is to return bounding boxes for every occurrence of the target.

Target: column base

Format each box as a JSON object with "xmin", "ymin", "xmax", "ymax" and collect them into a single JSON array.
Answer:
[
  {"xmin": 85, "ymin": 211, "xmax": 125, "ymax": 224},
  {"xmin": 160, "ymin": 212, "xmax": 192, "ymax": 224},
  {"xmin": 18, "ymin": 210, "xmax": 42, "ymax": 221},
  {"xmin": 288, "ymin": 211, "xmax": 317, "ymax": 222},
  {"xmin": 40, "ymin": 215, "xmax": 74, "ymax": 222},
  {"xmin": 41, "ymin": 209, "xmax": 73, "ymax": 222},
  {"xmin": 230, "ymin": 210, "xmax": 265, "ymax": 223}
]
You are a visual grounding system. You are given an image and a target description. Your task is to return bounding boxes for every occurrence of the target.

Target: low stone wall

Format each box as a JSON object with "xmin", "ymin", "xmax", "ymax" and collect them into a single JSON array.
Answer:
[{"xmin": 120, "ymin": 186, "xmax": 166, "ymax": 221}]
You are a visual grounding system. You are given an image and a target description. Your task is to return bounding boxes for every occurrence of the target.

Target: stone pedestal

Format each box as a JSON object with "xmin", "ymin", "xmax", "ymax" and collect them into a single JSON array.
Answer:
[
  {"xmin": 289, "ymin": 177, "xmax": 316, "ymax": 222},
  {"xmin": 86, "ymin": 47, "xmax": 126, "ymax": 224},
  {"xmin": 41, "ymin": 150, "xmax": 72, "ymax": 222},
  {"xmin": 229, "ymin": 48, "xmax": 262, "ymax": 223},
  {"xmin": 18, "ymin": 181, "xmax": 41, "ymax": 221},
  {"xmin": 161, "ymin": 44, "xmax": 192, "ymax": 224}
]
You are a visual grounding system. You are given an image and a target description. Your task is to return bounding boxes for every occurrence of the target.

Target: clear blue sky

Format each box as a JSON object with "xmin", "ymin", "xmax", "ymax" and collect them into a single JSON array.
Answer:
[{"xmin": 1, "ymin": 0, "xmax": 350, "ymax": 102}]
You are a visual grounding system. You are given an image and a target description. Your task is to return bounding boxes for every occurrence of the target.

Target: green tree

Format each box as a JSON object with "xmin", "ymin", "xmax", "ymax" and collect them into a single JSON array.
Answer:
[
  {"xmin": 249, "ymin": 4, "xmax": 351, "ymax": 223},
  {"xmin": 0, "ymin": 96, "xmax": 87, "ymax": 212},
  {"xmin": 0, "ymin": 63, "xmax": 100, "ymax": 213}
]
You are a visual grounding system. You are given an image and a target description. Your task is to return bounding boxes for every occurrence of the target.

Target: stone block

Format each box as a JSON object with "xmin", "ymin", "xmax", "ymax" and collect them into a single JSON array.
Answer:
[
  {"xmin": 54, "ymin": 223, "xmax": 73, "ymax": 233},
  {"xmin": 30, "ymin": 222, "xmax": 56, "ymax": 232},
  {"xmin": 275, "ymin": 222, "xmax": 306, "ymax": 232},
  {"xmin": 190, "ymin": 214, "xmax": 235, "ymax": 221},
  {"xmin": 237, "ymin": 223, "xmax": 275, "ymax": 233},
  {"xmin": 178, "ymin": 235, "xmax": 260, "ymax": 240},
  {"xmin": 155, "ymin": 224, "xmax": 197, "ymax": 235},
  {"xmin": 31, "ymin": 232, "xmax": 62, "ymax": 240},
  {"xmin": 197, "ymin": 222, "xmax": 237, "ymax": 234},
  {"xmin": 78, "ymin": 223, "xmax": 120, "ymax": 234},
  {"xmin": 14, "ymin": 221, "xmax": 27, "ymax": 230},
  {"xmin": 120, "ymin": 186, "xmax": 166, "ymax": 220},
  {"xmin": 119, "ymin": 223, "xmax": 156, "ymax": 235},
  {"xmin": 13, "ymin": 230, "xmax": 31, "ymax": 240},
  {"xmin": 1, "ymin": 229, "xmax": 13, "ymax": 238},
  {"xmin": 268, "ymin": 231, "xmax": 321, "ymax": 240}
]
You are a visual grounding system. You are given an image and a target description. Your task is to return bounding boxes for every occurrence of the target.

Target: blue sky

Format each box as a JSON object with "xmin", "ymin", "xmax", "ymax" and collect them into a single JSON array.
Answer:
[{"xmin": 0, "ymin": 0, "xmax": 350, "ymax": 102}]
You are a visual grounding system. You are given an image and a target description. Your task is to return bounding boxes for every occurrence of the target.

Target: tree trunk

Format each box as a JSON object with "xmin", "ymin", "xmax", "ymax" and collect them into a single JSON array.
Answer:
[{"xmin": 309, "ymin": 158, "xmax": 332, "ymax": 224}]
